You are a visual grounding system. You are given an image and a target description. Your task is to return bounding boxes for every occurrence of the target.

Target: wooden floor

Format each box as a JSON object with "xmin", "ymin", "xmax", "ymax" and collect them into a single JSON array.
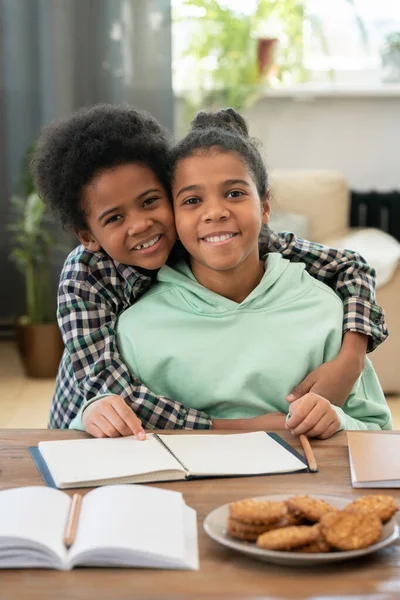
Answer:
[{"xmin": 0, "ymin": 341, "xmax": 399, "ymax": 429}]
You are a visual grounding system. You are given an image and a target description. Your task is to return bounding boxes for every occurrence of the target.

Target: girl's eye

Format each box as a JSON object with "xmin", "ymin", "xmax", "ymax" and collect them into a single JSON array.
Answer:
[
  {"xmin": 182, "ymin": 197, "xmax": 200, "ymax": 206},
  {"xmin": 142, "ymin": 197, "xmax": 159, "ymax": 208},
  {"xmin": 227, "ymin": 190, "xmax": 244, "ymax": 199},
  {"xmin": 105, "ymin": 214, "xmax": 123, "ymax": 225}
]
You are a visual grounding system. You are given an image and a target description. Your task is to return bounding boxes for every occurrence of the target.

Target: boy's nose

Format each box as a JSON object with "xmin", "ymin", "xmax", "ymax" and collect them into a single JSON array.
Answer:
[{"xmin": 127, "ymin": 218, "xmax": 153, "ymax": 237}]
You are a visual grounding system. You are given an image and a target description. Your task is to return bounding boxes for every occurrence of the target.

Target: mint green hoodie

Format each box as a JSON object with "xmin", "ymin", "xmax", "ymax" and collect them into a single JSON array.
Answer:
[
  {"xmin": 112, "ymin": 253, "xmax": 391, "ymax": 431},
  {"xmin": 70, "ymin": 253, "xmax": 391, "ymax": 431}
]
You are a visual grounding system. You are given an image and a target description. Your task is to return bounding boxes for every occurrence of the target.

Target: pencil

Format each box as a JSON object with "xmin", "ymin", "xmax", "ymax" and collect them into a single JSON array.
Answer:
[
  {"xmin": 64, "ymin": 493, "xmax": 82, "ymax": 548},
  {"xmin": 299, "ymin": 434, "xmax": 318, "ymax": 472}
]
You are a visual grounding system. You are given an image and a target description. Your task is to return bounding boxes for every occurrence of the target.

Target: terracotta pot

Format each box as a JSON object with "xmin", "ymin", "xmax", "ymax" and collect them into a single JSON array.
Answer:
[
  {"xmin": 16, "ymin": 323, "xmax": 64, "ymax": 378},
  {"xmin": 257, "ymin": 37, "xmax": 278, "ymax": 78}
]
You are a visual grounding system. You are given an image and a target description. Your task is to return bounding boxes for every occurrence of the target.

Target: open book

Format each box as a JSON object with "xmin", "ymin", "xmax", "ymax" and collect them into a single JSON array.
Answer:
[
  {"xmin": 32, "ymin": 432, "xmax": 307, "ymax": 490},
  {"xmin": 347, "ymin": 431, "xmax": 400, "ymax": 488},
  {"xmin": 0, "ymin": 484, "xmax": 198, "ymax": 570}
]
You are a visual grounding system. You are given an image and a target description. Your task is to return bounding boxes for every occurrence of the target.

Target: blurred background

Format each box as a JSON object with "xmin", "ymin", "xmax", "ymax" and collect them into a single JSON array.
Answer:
[{"xmin": 1, "ymin": 0, "xmax": 400, "ymax": 427}]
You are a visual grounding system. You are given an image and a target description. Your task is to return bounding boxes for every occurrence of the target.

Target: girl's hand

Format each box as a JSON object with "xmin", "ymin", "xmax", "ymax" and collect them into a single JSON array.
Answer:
[
  {"xmin": 285, "ymin": 393, "xmax": 341, "ymax": 439},
  {"xmin": 82, "ymin": 395, "xmax": 146, "ymax": 440},
  {"xmin": 286, "ymin": 332, "xmax": 368, "ymax": 407}
]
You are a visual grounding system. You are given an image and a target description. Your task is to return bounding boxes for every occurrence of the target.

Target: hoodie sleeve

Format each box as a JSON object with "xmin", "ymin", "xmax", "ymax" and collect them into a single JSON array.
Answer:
[{"xmin": 333, "ymin": 358, "xmax": 392, "ymax": 431}]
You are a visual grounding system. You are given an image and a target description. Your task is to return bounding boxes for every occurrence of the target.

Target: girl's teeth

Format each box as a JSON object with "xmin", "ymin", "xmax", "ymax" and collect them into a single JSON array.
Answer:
[
  {"xmin": 134, "ymin": 235, "xmax": 161, "ymax": 250},
  {"xmin": 204, "ymin": 233, "xmax": 235, "ymax": 243}
]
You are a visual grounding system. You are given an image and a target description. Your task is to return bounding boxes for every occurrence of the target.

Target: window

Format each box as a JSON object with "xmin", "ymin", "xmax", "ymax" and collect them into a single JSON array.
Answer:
[{"xmin": 172, "ymin": 0, "xmax": 400, "ymax": 94}]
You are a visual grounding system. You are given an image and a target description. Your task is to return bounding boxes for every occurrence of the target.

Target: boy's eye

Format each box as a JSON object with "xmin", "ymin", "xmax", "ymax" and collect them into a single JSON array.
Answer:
[
  {"xmin": 105, "ymin": 214, "xmax": 122, "ymax": 225},
  {"xmin": 227, "ymin": 190, "xmax": 244, "ymax": 199},
  {"xmin": 142, "ymin": 197, "xmax": 159, "ymax": 208},
  {"xmin": 182, "ymin": 197, "xmax": 200, "ymax": 206}
]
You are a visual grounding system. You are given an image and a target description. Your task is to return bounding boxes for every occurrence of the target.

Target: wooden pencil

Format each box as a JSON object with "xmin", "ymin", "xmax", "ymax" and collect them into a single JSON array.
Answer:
[
  {"xmin": 299, "ymin": 434, "xmax": 318, "ymax": 472},
  {"xmin": 64, "ymin": 493, "xmax": 82, "ymax": 548}
]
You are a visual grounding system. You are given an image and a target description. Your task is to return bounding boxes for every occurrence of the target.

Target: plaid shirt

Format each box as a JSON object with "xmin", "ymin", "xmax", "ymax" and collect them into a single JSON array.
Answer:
[{"xmin": 51, "ymin": 229, "xmax": 388, "ymax": 430}]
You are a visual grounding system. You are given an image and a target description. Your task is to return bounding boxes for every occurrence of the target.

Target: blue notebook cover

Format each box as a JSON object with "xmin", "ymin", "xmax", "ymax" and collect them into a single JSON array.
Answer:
[{"xmin": 29, "ymin": 432, "xmax": 312, "ymax": 489}]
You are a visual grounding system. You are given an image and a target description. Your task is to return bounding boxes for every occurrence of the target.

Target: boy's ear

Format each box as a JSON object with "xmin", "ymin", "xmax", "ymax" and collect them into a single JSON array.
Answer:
[
  {"xmin": 261, "ymin": 191, "xmax": 271, "ymax": 225},
  {"xmin": 76, "ymin": 229, "xmax": 101, "ymax": 252}
]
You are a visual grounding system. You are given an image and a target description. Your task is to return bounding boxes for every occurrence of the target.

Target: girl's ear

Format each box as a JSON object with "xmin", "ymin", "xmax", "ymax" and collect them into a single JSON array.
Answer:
[
  {"xmin": 76, "ymin": 229, "xmax": 101, "ymax": 252},
  {"xmin": 261, "ymin": 191, "xmax": 271, "ymax": 225}
]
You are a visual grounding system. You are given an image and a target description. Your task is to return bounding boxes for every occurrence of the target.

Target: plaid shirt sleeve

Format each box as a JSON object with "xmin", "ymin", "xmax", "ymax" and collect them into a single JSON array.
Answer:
[
  {"xmin": 51, "ymin": 247, "xmax": 212, "ymax": 430},
  {"xmin": 260, "ymin": 228, "xmax": 388, "ymax": 352}
]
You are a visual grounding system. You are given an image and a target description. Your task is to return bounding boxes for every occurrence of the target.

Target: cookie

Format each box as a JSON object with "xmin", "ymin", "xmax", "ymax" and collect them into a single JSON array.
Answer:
[
  {"xmin": 226, "ymin": 518, "xmax": 273, "ymax": 542},
  {"xmin": 294, "ymin": 538, "xmax": 332, "ymax": 553},
  {"xmin": 286, "ymin": 495, "xmax": 338, "ymax": 523},
  {"xmin": 256, "ymin": 524, "xmax": 321, "ymax": 551},
  {"xmin": 344, "ymin": 495, "xmax": 398, "ymax": 523},
  {"xmin": 320, "ymin": 510, "xmax": 382, "ymax": 551},
  {"xmin": 229, "ymin": 499, "xmax": 287, "ymax": 526},
  {"xmin": 282, "ymin": 511, "xmax": 307, "ymax": 526}
]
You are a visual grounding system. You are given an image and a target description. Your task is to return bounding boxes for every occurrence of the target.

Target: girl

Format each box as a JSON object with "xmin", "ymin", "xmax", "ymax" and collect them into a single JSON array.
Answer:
[
  {"xmin": 76, "ymin": 108, "xmax": 391, "ymax": 438},
  {"xmin": 31, "ymin": 104, "xmax": 387, "ymax": 436}
]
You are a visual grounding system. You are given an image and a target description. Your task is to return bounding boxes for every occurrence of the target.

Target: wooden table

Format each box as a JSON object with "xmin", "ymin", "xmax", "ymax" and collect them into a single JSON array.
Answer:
[{"xmin": 1, "ymin": 429, "xmax": 399, "ymax": 600}]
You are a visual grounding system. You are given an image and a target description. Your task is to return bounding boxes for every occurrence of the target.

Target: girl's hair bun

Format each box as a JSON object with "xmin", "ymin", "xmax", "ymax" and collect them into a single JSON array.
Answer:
[{"xmin": 190, "ymin": 108, "xmax": 249, "ymax": 137}]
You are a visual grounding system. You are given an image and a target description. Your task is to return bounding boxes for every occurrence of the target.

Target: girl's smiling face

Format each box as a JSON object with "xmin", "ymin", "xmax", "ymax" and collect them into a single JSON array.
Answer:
[
  {"xmin": 78, "ymin": 163, "xmax": 177, "ymax": 270},
  {"xmin": 173, "ymin": 149, "xmax": 270, "ymax": 277}
]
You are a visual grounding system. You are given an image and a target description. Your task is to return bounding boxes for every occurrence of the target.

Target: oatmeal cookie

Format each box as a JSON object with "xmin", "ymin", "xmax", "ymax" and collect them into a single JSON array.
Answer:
[
  {"xmin": 286, "ymin": 495, "xmax": 338, "ymax": 523},
  {"xmin": 294, "ymin": 538, "xmax": 332, "ymax": 553},
  {"xmin": 229, "ymin": 499, "xmax": 287, "ymax": 526},
  {"xmin": 226, "ymin": 518, "xmax": 273, "ymax": 542},
  {"xmin": 320, "ymin": 511, "xmax": 382, "ymax": 551},
  {"xmin": 344, "ymin": 495, "xmax": 398, "ymax": 523},
  {"xmin": 256, "ymin": 524, "xmax": 321, "ymax": 551}
]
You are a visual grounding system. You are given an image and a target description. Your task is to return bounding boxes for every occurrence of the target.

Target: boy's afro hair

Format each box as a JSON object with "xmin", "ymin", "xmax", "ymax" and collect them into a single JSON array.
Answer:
[{"xmin": 31, "ymin": 103, "xmax": 172, "ymax": 231}]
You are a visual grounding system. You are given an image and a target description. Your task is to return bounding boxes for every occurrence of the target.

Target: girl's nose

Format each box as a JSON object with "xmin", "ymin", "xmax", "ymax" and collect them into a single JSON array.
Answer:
[{"xmin": 203, "ymin": 201, "xmax": 230, "ymax": 223}]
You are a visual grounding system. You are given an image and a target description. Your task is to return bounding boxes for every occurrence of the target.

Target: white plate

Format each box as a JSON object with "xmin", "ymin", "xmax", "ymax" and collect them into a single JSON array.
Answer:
[{"xmin": 204, "ymin": 494, "xmax": 399, "ymax": 566}]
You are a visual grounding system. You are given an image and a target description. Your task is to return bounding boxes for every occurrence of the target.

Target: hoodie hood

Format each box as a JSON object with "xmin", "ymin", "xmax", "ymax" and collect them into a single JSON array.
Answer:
[{"xmin": 156, "ymin": 253, "xmax": 312, "ymax": 316}]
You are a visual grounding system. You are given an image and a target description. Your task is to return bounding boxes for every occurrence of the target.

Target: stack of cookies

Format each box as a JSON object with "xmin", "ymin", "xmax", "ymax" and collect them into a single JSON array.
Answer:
[{"xmin": 227, "ymin": 494, "xmax": 398, "ymax": 553}]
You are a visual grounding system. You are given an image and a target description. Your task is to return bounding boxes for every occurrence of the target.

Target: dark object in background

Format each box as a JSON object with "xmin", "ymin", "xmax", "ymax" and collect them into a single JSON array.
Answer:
[
  {"xmin": 350, "ymin": 191, "xmax": 400, "ymax": 242},
  {"xmin": 16, "ymin": 323, "xmax": 63, "ymax": 378}
]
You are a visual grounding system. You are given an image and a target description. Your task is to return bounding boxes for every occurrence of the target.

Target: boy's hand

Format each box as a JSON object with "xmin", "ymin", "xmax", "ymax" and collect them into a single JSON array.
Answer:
[
  {"xmin": 82, "ymin": 395, "xmax": 146, "ymax": 440},
  {"xmin": 212, "ymin": 412, "xmax": 287, "ymax": 431},
  {"xmin": 285, "ymin": 393, "xmax": 341, "ymax": 439},
  {"xmin": 285, "ymin": 358, "xmax": 357, "ymax": 407},
  {"xmin": 286, "ymin": 332, "xmax": 367, "ymax": 408}
]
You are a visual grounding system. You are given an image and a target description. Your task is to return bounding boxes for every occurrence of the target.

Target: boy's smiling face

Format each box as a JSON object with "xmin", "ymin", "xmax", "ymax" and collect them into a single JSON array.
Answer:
[
  {"xmin": 78, "ymin": 163, "xmax": 176, "ymax": 270},
  {"xmin": 172, "ymin": 150, "xmax": 270, "ymax": 276}
]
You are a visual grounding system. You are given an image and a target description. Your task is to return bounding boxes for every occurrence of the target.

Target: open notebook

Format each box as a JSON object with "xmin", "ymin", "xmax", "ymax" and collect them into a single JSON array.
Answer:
[
  {"xmin": 0, "ymin": 484, "xmax": 198, "ymax": 570},
  {"xmin": 31, "ymin": 432, "xmax": 308, "ymax": 489},
  {"xmin": 347, "ymin": 431, "xmax": 400, "ymax": 488}
]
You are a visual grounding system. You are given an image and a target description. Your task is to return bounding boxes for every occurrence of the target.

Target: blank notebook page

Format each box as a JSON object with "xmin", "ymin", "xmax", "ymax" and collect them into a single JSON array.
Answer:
[
  {"xmin": 38, "ymin": 435, "xmax": 182, "ymax": 486},
  {"xmin": 158, "ymin": 432, "xmax": 306, "ymax": 476}
]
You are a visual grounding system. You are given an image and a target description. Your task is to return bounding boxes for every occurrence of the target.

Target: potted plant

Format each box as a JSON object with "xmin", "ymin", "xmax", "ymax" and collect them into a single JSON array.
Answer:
[
  {"xmin": 174, "ymin": 0, "xmax": 307, "ymax": 124},
  {"xmin": 381, "ymin": 32, "xmax": 400, "ymax": 83},
  {"xmin": 8, "ymin": 151, "xmax": 64, "ymax": 378}
]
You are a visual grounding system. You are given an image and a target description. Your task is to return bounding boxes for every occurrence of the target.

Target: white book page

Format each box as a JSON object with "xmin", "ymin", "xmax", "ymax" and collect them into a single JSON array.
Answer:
[
  {"xmin": 68, "ymin": 485, "xmax": 193, "ymax": 568},
  {"xmin": 0, "ymin": 487, "xmax": 69, "ymax": 568},
  {"xmin": 38, "ymin": 435, "xmax": 184, "ymax": 488},
  {"xmin": 159, "ymin": 432, "xmax": 306, "ymax": 476}
]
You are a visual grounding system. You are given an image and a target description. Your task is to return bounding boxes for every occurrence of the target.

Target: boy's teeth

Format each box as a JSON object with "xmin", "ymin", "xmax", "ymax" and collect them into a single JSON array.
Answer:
[
  {"xmin": 204, "ymin": 233, "xmax": 236, "ymax": 243},
  {"xmin": 134, "ymin": 235, "xmax": 161, "ymax": 250}
]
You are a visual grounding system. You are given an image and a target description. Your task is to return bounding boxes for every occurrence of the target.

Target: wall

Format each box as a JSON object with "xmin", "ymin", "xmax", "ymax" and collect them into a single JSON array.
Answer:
[{"xmin": 175, "ymin": 89, "xmax": 400, "ymax": 192}]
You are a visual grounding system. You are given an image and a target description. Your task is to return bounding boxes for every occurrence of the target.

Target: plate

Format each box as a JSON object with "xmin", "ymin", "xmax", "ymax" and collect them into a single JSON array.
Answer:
[{"xmin": 203, "ymin": 494, "xmax": 399, "ymax": 566}]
